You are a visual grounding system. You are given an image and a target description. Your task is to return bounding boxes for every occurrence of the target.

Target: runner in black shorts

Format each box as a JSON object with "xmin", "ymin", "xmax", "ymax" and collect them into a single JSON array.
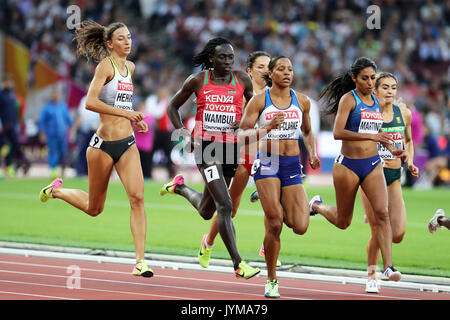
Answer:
[{"xmin": 159, "ymin": 37, "xmax": 260, "ymax": 279}]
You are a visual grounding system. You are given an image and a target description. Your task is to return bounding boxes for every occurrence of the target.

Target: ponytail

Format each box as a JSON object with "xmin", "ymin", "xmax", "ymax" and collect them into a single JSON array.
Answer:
[
  {"xmin": 74, "ymin": 20, "xmax": 126, "ymax": 62},
  {"xmin": 320, "ymin": 57, "xmax": 377, "ymax": 115}
]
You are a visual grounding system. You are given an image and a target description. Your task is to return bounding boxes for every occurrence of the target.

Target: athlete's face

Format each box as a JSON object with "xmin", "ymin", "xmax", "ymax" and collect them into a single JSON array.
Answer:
[
  {"xmin": 211, "ymin": 44, "xmax": 234, "ymax": 73},
  {"xmin": 269, "ymin": 58, "xmax": 293, "ymax": 88},
  {"xmin": 247, "ymin": 55, "xmax": 270, "ymax": 88},
  {"xmin": 108, "ymin": 27, "xmax": 132, "ymax": 57},
  {"xmin": 353, "ymin": 67, "xmax": 376, "ymax": 96},
  {"xmin": 375, "ymin": 76, "xmax": 397, "ymax": 105}
]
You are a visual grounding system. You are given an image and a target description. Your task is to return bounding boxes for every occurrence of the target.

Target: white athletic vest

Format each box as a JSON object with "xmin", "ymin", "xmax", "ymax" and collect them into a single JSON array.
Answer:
[
  {"xmin": 98, "ymin": 57, "xmax": 134, "ymax": 111},
  {"xmin": 258, "ymin": 88, "xmax": 302, "ymax": 140}
]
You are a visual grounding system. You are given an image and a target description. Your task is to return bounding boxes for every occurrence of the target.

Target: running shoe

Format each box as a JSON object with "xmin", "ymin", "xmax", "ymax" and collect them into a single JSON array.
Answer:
[
  {"xmin": 160, "ymin": 174, "xmax": 184, "ymax": 196},
  {"xmin": 132, "ymin": 259, "xmax": 154, "ymax": 278},
  {"xmin": 198, "ymin": 234, "xmax": 213, "ymax": 268},
  {"xmin": 39, "ymin": 178, "xmax": 63, "ymax": 202},
  {"xmin": 259, "ymin": 244, "xmax": 281, "ymax": 267},
  {"xmin": 264, "ymin": 279, "xmax": 280, "ymax": 298},
  {"xmin": 309, "ymin": 195, "xmax": 322, "ymax": 216},
  {"xmin": 428, "ymin": 209, "xmax": 445, "ymax": 234},
  {"xmin": 250, "ymin": 190, "xmax": 259, "ymax": 203},
  {"xmin": 365, "ymin": 279, "xmax": 379, "ymax": 293},
  {"xmin": 381, "ymin": 265, "xmax": 401, "ymax": 281},
  {"xmin": 235, "ymin": 261, "xmax": 260, "ymax": 280}
]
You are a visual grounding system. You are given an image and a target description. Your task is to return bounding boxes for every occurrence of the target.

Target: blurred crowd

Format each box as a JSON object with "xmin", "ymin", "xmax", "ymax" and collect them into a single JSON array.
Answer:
[{"xmin": 0, "ymin": 0, "xmax": 449, "ymax": 186}]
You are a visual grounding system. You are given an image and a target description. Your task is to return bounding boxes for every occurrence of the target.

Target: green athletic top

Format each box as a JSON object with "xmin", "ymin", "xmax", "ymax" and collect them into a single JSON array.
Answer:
[{"xmin": 377, "ymin": 104, "xmax": 405, "ymax": 161}]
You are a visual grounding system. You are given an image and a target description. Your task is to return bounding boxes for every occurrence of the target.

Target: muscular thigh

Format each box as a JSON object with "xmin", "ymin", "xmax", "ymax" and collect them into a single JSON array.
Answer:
[
  {"xmin": 256, "ymin": 178, "xmax": 283, "ymax": 221},
  {"xmin": 114, "ymin": 145, "xmax": 144, "ymax": 198},
  {"xmin": 360, "ymin": 164, "xmax": 388, "ymax": 214},
  {"xmin": 333, "ymin": 163, "xmax": 360, "ymax": 219},
  {"xmin": 280, "ymin": 183, "xmax": 309, "ymax": 229},
  {"xmin": 199, "ymin": 163, "xmax": 232, "ymax": 213},
  {"xmin": 87, "ymin": 147, "xmax": 114, "ymax": 207}
]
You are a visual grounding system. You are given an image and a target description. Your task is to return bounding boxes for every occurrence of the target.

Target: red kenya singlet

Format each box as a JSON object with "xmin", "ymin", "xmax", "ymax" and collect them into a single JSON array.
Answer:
[{"xmin": 193, "ymin": 70, "xmax": 244, "ymax": 143}]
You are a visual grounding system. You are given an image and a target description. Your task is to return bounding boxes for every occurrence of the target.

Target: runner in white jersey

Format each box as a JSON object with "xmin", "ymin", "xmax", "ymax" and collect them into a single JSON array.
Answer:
[
  {"xmin": 238, "ymin": 56, "xmax": 320, "ymax": 298},
  {"xmin": 39, "ymin": 21, "xmax": 153, "ymax": 278}
]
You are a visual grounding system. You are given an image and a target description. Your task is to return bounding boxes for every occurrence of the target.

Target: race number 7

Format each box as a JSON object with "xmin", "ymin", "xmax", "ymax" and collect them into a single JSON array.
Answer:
[{"xmin": 204, "ymin": 165, "xmax": 220, "ymax": 183}]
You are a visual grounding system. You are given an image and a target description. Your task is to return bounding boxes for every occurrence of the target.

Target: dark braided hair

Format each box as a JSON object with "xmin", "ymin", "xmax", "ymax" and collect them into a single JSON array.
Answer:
[
  {"xmin": 319, "ymin": 57, "xmax": 377, "ymax": 115},
  {"xmin": 192, "ymin": 37, "xmax": 233, "ymax": 70}
]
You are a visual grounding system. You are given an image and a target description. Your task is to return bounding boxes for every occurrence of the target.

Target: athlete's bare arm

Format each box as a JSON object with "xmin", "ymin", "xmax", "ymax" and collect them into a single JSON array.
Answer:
[
  {"xmin": 297, "ymin": 93, "xmax": 320, "ymax": 169},
  {"xmin": 86, "ymin": 58, "xmax": 143, "ymax": 123},
  {"xmin": 401, "ymin": 106, "xmax": 418, "ymax": 177},
  {"xmin": 235, "ymin": 70, "xmax": 254, "ymax": 107},
  {"xmin": 167, "ymin": 72, "xmax": 203, "ymax": 130},
  {"xmin": 237, "ymin": 93, "xmax": 284, "ymax": 145}
]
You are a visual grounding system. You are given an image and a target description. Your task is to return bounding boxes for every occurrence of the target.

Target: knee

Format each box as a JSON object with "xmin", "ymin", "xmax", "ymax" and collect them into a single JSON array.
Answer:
[
  {"xmin": 336, "ymin": 218, "xmax": 351, "ymax": 230},
  {"xmin": 266, "ymin": 216, "xmax": 283, "ymax": 238},
  {"xmin": 216, "ymin": 199, "xmax": 233, "ymax": 217},
  {"xmin": 392, "ymin": 231, "xmax": 405, "ymax": 244},
  {"xmin": 293, "ymin": 224, "xmax": 308, "ymax": 235},
  {"xmin": 87, "ymin": 206, "xmax": 104, "ymax": 217},
  {"xmin": 128, "ymin": 192, "xmax": 144, "ymax": 208},
  {"xmin": 373, "ymin": 208, "xmax": 390, "ymax": 225}
]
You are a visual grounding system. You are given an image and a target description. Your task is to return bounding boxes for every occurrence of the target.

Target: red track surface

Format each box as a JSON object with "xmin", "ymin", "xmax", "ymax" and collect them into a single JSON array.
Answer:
[{"xmin": 0, "ymin": 253, "xmax": 448, "ymax": 301}]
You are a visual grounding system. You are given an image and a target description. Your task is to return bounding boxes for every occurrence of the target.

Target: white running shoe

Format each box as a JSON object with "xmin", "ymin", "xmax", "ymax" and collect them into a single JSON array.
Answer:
[
  {"xmin": 428, "ymin": 209, "xmax": 445, "ymax": 234},
  {"xmin": 309, "ymin": 195, "xmax": 322, "ymax": 216},
  {"xmin": 365, "ymin": 279, "xmax": 379, "ymax": 293},
  {"xmin": 381, "ymin": 265, "xmax": 401, "ymax": 281}
]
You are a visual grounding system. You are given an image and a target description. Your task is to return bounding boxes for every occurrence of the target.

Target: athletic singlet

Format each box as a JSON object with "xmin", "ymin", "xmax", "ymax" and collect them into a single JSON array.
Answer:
[
  {"xmin": 192, "ymin": 70, "xmax": 244, "ymax": 143},
  {"xmin": 377, "ymin": 105, "xmax": 405, "ymax": 160},
  {"xmin": 345, "ymin": 89, "xmax": 382, "ymax": 134},
  {"xmin": 98, "ymin": 57, "xmax": 133, "ymax": 111},
  {"xmin": 257, "ymin": 88, "xmax": 302, "ymax": 140}
]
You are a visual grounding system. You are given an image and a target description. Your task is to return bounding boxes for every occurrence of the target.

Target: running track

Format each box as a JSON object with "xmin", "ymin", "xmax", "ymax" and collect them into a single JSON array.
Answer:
[{"xmin": 0, "ymin": 253, "xmax": 448, "ymax": 302}]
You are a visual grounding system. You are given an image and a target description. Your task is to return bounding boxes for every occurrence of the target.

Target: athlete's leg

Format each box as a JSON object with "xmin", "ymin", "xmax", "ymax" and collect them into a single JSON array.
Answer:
[
  {"xmin": 197, "ymin": 163, "xmax": 242, "ymax": 269},
  {"xmin": 360, "ymin": 188, "xmax": 379, "ymax": 280},
  {"xmin": 52, "ymin": 148, "xmax": 113, "ymax": 216},
  {"xmin": 360, "ymin": 164, "xmax": 393, "ymax": 269},
  {"xmin": 280, "ymin": 183, "xmax": 309, "ymax": 235},
  {"xmin": 206, "ymin": 164, "xmax": 249, "ymax": 246},
  {"xmin": 313, "ymin": 163, "xmax": 360, "ymax": 229},
  {"xmin": 256, "ymin": 178, "xmax": 283, "ymax": 281},
  {"xmin": 386, "ymin": 180, "xmax": 406, "ymax": 244},
  {"xmin": 114, "ymin": 145, "xmax": 147, "ymax": 261},
  {"xmin": 174, "ymin": 177, "xmax": 217, "ymax": 220}
]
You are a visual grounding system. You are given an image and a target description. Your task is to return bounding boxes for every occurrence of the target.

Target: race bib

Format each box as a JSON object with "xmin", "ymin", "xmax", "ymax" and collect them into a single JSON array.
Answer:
[
  {"xmin": 251, "ymin": 159, "xmax": 261, "ymax": 175},
  {"xmin": 263, "ymin": 110, "xmax": 301, "ymax": 140},
  {"xmin": 358, "ymin": 111, "xmax": 383, "ymax": 134},
  {"xmin": 114, "ymin": 81, "xmax": 133, "ymax": 111},
  {"xmin": 377, "ymin": 130, "xmax": 404, "ymax": 160},
  {"xmin": 89, "ymin": 133, "xmax": 103, "ymax": 149},
  {"xmin": 204, "ymin": 165, "xmax": 220, "ymax": 183},
  {"xmin": 203, "ymin": 95, "xmax": 236, "ymax": 132}
]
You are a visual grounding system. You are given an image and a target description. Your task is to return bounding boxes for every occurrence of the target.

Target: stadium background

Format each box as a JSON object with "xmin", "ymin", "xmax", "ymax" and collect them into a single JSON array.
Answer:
[{"xmin": 0, "ymin": 0, "xmax": 449, "ymax": 277}]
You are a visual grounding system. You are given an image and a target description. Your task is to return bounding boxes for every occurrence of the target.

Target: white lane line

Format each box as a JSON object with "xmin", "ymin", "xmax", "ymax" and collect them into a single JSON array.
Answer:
[
  {"xmin": 0, "ymin": 259, "xmax": 419, "ymax": 300},
  {"xmin": 0, "ymin": 279, "xmax": 195, "ymax": 300},
  {"xmin": 0, "ymin": 289, "xmax": 79, "ymax": 300},
  {"xmin": 0, "ymin": 269, "xmax": 308, "ymax": 300}
]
